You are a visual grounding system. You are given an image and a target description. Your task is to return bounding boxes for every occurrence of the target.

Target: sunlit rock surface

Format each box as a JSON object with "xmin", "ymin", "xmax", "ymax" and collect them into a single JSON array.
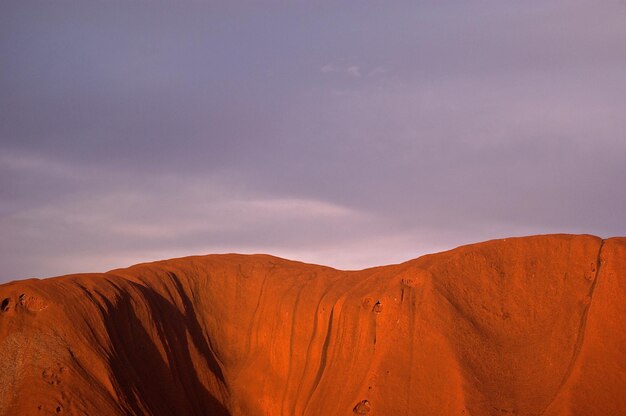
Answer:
[{"xmin": 1, "ymin": 234, "xmax": 625, "ymax": 415}]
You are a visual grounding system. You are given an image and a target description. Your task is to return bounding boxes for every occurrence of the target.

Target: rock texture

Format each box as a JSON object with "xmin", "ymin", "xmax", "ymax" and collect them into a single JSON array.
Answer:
[{"xmin": 1, "ymin": 234, "xmax": 625, "ymax": 415}]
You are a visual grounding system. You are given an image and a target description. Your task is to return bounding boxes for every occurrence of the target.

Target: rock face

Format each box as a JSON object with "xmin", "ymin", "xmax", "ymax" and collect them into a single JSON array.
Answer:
[{"xmin": 1, "ymin": 234, "xmax": 625, "ymax": 416}]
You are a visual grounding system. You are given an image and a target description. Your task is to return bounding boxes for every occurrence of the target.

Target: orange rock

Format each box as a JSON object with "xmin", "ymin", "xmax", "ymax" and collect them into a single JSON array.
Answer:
[{"xmin": 0, "ymin": 234, "xmax": 624, "ymax": 415}]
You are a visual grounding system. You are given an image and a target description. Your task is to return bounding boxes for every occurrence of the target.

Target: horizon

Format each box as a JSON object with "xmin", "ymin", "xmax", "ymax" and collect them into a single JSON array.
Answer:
[
  {"xmin": 105, "ymin": 232, "xmax": 615, "ymax": 271},
  {"xmin": 4, "ymin": 232, "xmax": 616, "ymax": 282},
  {"xmin": 2, "ymin": 1, "xmax": 626, "ymax": 282}
]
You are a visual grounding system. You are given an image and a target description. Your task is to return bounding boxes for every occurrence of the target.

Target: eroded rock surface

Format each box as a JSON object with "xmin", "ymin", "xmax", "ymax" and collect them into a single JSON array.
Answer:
[{"xmin": 1, "ymin": 235, "xmax": 625, "ymax": 415}]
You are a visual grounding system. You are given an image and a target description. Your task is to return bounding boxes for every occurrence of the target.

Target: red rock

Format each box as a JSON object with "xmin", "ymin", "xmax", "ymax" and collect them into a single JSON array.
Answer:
[{"xmin": 0, "ymin": 234, "xmax": 624, "ymax": 415}]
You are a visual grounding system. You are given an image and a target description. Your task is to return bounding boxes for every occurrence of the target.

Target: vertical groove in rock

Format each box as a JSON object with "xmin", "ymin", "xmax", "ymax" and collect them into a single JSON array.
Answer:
[{"xmin": 540, "ymin": 238, "xmax": 606, "ymax": 416}]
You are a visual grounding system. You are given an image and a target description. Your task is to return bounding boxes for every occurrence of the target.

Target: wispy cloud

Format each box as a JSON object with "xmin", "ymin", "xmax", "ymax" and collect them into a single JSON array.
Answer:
[
  {"xmin": 1, "ymin": 1, "xmax": 625, "ymax": 281},
  {"xmin": 320, "ymin": 63, "xmax": 361, "ymax": 77},
  {"xmin": 0, "ymin": 151, "xmax": 78, "ymax": 179},
  {"xmin": 346, "ymin": 65, "xmax": 361, "ymax": 77},
  {"xmin": 0, "ymin": 158, "xmax": 380, "ymax": 278},
  {"xmin": 320, "ymin": 63, "xmax": 335, "ymax": 73}
]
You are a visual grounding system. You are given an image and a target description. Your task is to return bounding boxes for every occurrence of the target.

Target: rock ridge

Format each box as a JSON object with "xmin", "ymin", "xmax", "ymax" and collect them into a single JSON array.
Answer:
[{"xmin": 1, "ymin": 234, "xmax": 625, "ymax": 415}]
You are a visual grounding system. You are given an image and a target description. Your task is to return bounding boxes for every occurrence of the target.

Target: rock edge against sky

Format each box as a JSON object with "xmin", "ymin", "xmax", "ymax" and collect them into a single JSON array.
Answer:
[{"xmin": 1, "ymin": 234, "xmax": 625, "ymax": 415}]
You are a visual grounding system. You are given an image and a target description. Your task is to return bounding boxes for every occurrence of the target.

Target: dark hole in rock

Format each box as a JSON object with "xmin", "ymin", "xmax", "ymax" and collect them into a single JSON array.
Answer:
[
  {"xmin": 353, "ymin": 399, "xmax": 371, "ymax": 414},
  {"xmin": 373, "ymin": 301, "xmax": 382, "ymax": 313}
]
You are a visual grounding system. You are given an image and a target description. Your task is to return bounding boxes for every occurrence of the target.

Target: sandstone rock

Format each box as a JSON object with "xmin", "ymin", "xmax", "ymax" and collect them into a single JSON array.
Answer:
[{"xmin": 1, "ymin": 234, "xmax": 624, "ymax": 415}]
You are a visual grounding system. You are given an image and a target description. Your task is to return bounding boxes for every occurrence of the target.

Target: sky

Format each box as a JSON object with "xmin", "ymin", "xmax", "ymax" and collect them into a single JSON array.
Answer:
[{"xmin": 1, "ymin": 1, "xmax": 626, "ymax": 282}]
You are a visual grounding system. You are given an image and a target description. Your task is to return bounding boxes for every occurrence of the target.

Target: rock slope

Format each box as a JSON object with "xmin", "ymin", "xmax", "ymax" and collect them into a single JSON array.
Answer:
[{"xmin": 1, "ymin": 234, "xmax": 625, "ymax": 415}]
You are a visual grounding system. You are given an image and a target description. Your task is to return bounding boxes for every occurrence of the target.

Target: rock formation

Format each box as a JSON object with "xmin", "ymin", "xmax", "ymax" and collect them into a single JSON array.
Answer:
[{"xmin": 1, "ymin": 234, "xmax": 625, "ymax": 415}]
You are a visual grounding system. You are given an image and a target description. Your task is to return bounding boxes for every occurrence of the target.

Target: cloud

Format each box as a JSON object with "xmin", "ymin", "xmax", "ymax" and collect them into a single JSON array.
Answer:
[
  {"xmin": 0, "ymin": 158, "xmax": 380, "ymax": 279},
  {"xmin": 367, "ymin": 67, "xmax": 388, "ymax": 77},
  {"xmin": 1, "ymin": 1, "xmax": 625, "ymax": 281},
  {"xmin": 320, "ymin": 63, "xmax": 335, "ymax": 73},
  {"xmin": 346, "ymin": 65, "xmax": 361, "ymax": 77},
  {"xmin": 320, "ymin": 63, "xmax": 361, "ymax": 77},
  {"xmin": 0, "ymin": 151, "xmax": 77, "ymax": 178}
]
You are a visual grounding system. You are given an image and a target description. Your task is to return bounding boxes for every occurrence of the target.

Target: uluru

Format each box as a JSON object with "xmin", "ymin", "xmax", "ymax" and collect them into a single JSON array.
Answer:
[
  {"xmin": 3, "ymin": 0, "xmax": 626, "ymax": 414},
  {"xmin": 1, "ymin": 234, "xmax": 625, "ymax": 415}
]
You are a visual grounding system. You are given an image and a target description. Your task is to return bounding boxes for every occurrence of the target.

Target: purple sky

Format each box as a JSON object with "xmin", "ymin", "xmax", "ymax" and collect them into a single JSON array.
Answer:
[{"xmin": 2, "ymin": 1, "xmax": 626, "ymax": 281}]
